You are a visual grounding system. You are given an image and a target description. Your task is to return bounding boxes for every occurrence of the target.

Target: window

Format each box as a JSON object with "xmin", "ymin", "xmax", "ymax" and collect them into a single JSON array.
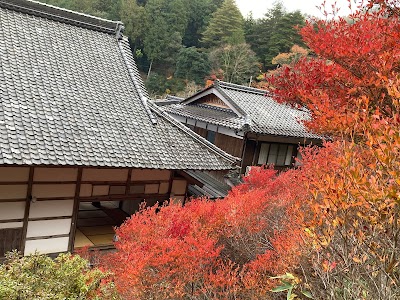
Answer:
[
  {"xmin": 206, "ymin": 130, "xmax": 216, "ymax": 144},
  {"xmin": 257, "ymin": 143, "xmax": 294, "ymax": 167}
]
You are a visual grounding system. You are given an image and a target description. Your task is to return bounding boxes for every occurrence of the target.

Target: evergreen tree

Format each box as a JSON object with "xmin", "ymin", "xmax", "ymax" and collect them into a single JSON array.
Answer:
[
  {"xmin": 201, "ymin": 0, "xmax": 245, "ymax": 48},
  {"xmin": 143, "ymin": 0, "xmax": 188, "ymax": 76},
  {"xmin": 175, "ymin": 47, "xmax": 211, "ymax": 84},
  {"xmin": 183, "ymin": 0, "xmax": 223, "ymax": 47},
  {"xmin": 119, "ymin": 0, "xmax": 145, "ymax": 47},
  {"xmin": 245, "ymin": 2, "xmax": 306, "ymax": 70}
]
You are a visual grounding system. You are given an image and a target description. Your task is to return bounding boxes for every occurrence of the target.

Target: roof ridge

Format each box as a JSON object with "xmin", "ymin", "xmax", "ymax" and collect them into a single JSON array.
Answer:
[
  {"xmin": 0, "ymin": 0, "xmax": 120, "ymax": 34},
  {"xmin": 118, "ymin": 37, "xmax": 158, "ymax": 125},
  {"xmin": 148, "ymin": 101, "xmax": 240, "ymax": 166},
  {"xmin": 216, "ymin": 80, "xmax": 269, "ymax": 95},
  {"xmin": 166, "ymin": 95, "xmax": 184, "ymax": 101},
  {"xmin": 214, "ymin": 84, "xmax": 251, "ymax": 130}
]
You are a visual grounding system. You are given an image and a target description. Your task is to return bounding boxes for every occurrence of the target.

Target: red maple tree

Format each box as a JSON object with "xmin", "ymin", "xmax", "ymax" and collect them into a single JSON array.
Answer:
[
  {"xmin": 102, "ymin": 168, "xmax": 306, "ymax": 299},
  {"xmin": 268, "ymin": 1, "xmax": 400, "ymax": 298},
  {"xmin": 99, "ymin": 1, "xmax": 400, "ymax": 299}
]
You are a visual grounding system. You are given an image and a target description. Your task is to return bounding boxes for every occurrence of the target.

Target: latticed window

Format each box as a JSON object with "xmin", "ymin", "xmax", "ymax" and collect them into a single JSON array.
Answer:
[{"xmin": 257, "ymin": 143, "xmax": 295, "ymax": 167}]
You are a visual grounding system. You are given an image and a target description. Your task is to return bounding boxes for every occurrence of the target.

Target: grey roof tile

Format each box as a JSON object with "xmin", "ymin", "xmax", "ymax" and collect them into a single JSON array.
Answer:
[
  {"xmin": 162, "ymin": 81, "xmax": 322, "ymax": 140},
  {"xmin": 0, "ymin": 0, "xmax": 237, "ymax": 170},
  {"xmin": 185, "ymin": 170, "xmax": 231, "ymax": 199}
]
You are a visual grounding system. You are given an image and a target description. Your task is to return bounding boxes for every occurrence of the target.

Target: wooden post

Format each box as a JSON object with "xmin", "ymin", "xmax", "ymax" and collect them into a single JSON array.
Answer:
[
  {"xmin": 68, "ymin": 167, "xmax": 82, "ymax": 252},
  {"xmin": 20, "ymin": 166, "xmax": 34, "ymax": 255}
]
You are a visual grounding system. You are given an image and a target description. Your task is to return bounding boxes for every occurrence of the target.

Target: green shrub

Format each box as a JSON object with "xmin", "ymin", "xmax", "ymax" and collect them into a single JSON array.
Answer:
[{"xmin": 0, "ymin": 251, "xmax": 119, "ymax": 300}]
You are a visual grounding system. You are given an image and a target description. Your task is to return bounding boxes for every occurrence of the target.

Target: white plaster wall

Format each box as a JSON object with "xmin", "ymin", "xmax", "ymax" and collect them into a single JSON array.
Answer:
[
  {"xmin": 187, "ymin": 118, "xmax": 196, "ymax": 126},
  {"xmin": 92, "ymin": 185, "xmax": 109, "ymax": 196},
  {"xmin": 26, "ymin": 218, "xmax": 71, "ymax": 238},
  {"xmin": 171, "ymin": 114, "xmax": 186, "ymax": 123},
  {"xmin": 0, "ymin": 167, "xmax": 29, "ymax": 182},
  {"xmin": 159, "ymin": 182, "xmax": 169, "ymax": 194},
  {"xmin": 33, "ymin": 168, "xmax": 78, "ymax": 182},
  {"xmin": 29, "ymin": 200, "xmax": 74, "ymax": 218},
  {"xmin": 82, "ymin": 168, "xmax": 128, "ymax": 181},
  {"xmin": 207, "ymin": 124, "xmax": 218, "ymax": 132},
  {"xmin": 79, "ymin": 184, "xmax": 92, "ymax": 197},
  {"xmin": 0, "ymin": 185, "xmax": 28, "ymax": 200},
  {"xmin": 171, "ymin": 180, "xmax": 187, "ymax": 195},
  {"xmin": 31, "ymin": 184, "xmax": 76, "ymax": 198},
  {"xmin": 131, "ymin": 169, "xmax": 171, "ymax": 181},
  {"xmin": 145, "ymin": 184, "xmax": 159, "ymax": 194},
  {"xmin": 109, "ymin": 186, "xmax": 126, "ymax": 195},
  {"xmin": 0, "ymin": 222, "xmax": 23, "ymax": 229},
  {"xmin": 0, "ymin": 202, "xmax": 25, "ymax": 220},
  {"xmin": 195, "ymin": 120, "xmax": 207, "ymax": 129},
  {"xmin": 217, "ymin": 126, "xmax": 244, "ymax": 139},
  {"xmin": 24, "ymin": 237, "xmax": 69, "ymax": 255}
]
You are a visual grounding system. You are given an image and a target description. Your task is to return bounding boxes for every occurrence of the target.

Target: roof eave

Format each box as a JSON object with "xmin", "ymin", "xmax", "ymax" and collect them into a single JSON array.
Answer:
[{"xmin": 0, "ymin": 0, "xmax": 120, "ymax": 34}]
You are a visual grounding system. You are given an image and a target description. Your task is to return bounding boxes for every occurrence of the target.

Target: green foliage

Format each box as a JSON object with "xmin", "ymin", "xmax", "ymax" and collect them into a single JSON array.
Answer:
[
  {"xmin": 144, "ymin": 0, "xmax": 188, "ymax": 64},
  {"xmin": 271, "ymin": 273, "xmax": 314, "ymax": 300},
  {"xmin": 145, "ymin": 73, "xmax": 186, "ymax": 96},
  {"xmin": 245, "ymin": 2, "xmax": 306, "ymax": 69},
  {"xmin": 0, "ymin": 251, "xmax": 118, "ymax": 300},
  {"xmin": 209, "ymin": 43, "xmax": 259, "ymax": 84},
  {"xmin": 175, "ymin": 47, "xmax": 211, "ymax": 84},
  {"xmin": 38, "ymin": 0, "xmax": 309, "ymax": 83},
  {"xmin": 119, "ymin": 0, "xmax": 145, "ymax": 45},
  {"xmin": 182, "ymin": 0, "xmax": 223, "ymax": 47},
  {"xmin": 201, "ymin": 0, "xmax": 245, "ymax": 48}
]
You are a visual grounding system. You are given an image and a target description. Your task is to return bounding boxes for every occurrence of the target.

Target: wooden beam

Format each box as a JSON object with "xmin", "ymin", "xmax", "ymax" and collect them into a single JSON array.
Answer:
[
  {"xmin": 20, "ymin": 167, "xmax": 34, "ymax": 255},
  {"xmin": 26, "ymin": 233, "xmax": 70, "ymax": 241},
  {"xmin": 68, "ymin": 167, "xmax": 82, "ymax": 252}
]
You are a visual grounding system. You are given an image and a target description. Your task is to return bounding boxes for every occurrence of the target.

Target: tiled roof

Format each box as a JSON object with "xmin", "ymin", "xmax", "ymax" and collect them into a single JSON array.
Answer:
[
  {"xmin": 153, "ymin": 95, "xmax": 184, "ymax": 106},
  {"xmin": 0, "ymin": 0, "xmax": 237, "ymax": 170},
  {"xmin": 185, "ymin": 170, "xmax": 231, "ymax": 199},
  {"xmin": 162, "ymin": 81, "xmax": 322, "ymax": 140}
]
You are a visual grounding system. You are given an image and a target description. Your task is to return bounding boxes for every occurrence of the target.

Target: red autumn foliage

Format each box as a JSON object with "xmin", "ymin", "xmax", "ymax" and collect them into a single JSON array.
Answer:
[
  {"xmin": 266, "ymin": 1, "xmax": 400, "ymax": 298},
  {"xmin": 268, "ymin": 0, "xmax": 400, "ymax": 137},
  {"xmin": 102, "ymin": 168, "xmax": 307, "ymax": 299},
  {"xmin": 99, "ymin": 2, "xmax": 400, "ymax": 299}
]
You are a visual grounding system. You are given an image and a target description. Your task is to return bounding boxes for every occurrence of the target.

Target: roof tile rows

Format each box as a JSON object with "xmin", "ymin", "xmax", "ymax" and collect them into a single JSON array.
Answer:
[
  {"xmin": 0, "ymin": 1, "xmax": 237, "ymax": 170},
  {"xmin": 162, "ymin": 81, "xmax": 322, "ymax": 140}
]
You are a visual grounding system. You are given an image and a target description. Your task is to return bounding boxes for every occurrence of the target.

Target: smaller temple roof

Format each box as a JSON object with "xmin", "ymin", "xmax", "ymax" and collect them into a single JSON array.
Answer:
[{"xmin": 160, "ymin": 81, "xmax": 322, "ymax": 140}]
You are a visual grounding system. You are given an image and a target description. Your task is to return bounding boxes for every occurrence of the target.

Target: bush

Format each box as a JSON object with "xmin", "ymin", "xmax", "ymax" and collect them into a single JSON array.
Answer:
[
  {"xmin": 102, "ymin": 167, "xmax": 306, "ymax": 299},
  {"xmin": 0, "ymin": 251, "xmax": 119, "ymax": 300}
]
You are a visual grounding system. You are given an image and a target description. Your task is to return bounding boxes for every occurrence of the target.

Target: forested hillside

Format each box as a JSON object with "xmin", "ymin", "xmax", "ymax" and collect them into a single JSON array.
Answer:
[{"xmin": 38, "ymin": 0, "xmax": 305, "ymax": 96}]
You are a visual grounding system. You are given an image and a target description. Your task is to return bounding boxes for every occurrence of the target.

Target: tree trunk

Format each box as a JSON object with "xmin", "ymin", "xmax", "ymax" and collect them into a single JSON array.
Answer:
[{"xmin": 147, "ymin": 59, "xmax": 153, "ymax": 78}]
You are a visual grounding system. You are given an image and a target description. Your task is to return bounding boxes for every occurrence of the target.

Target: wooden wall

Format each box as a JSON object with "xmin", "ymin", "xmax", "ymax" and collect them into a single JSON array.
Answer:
[
  {"xmin": 0, "ymin": 167, "xmax": 30, "ymax": 257},
  {"xmin": 214, "ymin": 132, "xmax": 243, "ymax": 158},
  {"xmin": 193, "ymin": 127, "xmax": 243, "ymax": 159},
  {"xmin": 0, "ymin": 166, "xmax": 188, "ymax": 257},
  {"xmin": 194, "ymin": 127, "xmax": 207, "ymax": 138},
  {"xmin": 241, "ymin": 140, "xmax": 257, "ymax": 174}
]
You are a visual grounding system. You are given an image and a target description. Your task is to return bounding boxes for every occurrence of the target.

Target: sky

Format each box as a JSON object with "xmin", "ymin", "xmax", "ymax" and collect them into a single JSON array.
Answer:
[{"xmin": 236, "ymin": 0, "xmax": 363, "ymax": 19}]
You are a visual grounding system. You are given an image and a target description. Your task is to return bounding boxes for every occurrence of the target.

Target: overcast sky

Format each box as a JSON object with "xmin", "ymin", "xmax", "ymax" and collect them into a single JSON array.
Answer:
[{"xmin": 236, "ymin": 0, "xmax": 363, "ymax": 19}]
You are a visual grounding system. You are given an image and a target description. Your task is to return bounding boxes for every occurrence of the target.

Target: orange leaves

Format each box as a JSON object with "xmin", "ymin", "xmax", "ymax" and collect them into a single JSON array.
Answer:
[
  {"xmin": 101, "ymin": 168, "xmax": 307, "ymax": 299},
  {"xmin": 267, "ymin": 3, "xmax": 400, "ymax": 138},
  {"xmin": 258, "ymin": 2, "xmax": 400, "ymax": 298}
]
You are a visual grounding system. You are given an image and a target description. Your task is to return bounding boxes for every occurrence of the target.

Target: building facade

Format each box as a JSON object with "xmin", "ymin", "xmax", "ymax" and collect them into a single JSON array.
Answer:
[{"xmin": 0, "ymin": 0, "xmax": 236, "ymax": 257}]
